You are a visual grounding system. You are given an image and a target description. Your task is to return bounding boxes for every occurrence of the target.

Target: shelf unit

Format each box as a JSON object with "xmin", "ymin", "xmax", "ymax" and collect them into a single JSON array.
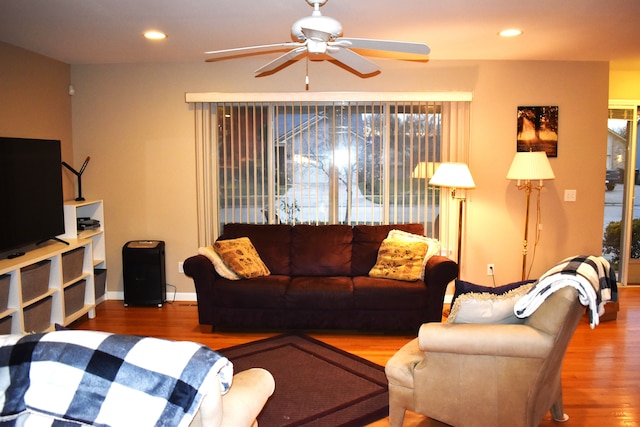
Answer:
[
  {"xmin": 0, "ymin": 239, "xmax": 96, "ymax": 334},
  {"xmin": 61, "ymin": 200, "xmax": 107, "ymax": 303}
]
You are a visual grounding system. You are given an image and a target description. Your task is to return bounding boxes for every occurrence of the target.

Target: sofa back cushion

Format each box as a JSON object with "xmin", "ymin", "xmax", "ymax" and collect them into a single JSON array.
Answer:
[
  {"xmin": 290, "ymin": 224, "xmax": 353, "ymax": 276},
  {"xmin": 351, "ymin": 223, "xmax": 425, "ymax": 276},
  {"xmin": 220, "ymin": 223, "xmax": 292, "ymax": 275}
]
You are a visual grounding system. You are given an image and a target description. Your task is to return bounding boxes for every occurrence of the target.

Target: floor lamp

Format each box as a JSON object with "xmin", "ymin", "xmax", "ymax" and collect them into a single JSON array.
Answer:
[
  {"xmin": 429, "ymin": 163, "xmax": 476, "ymax": 278},
  {"xmin": 506, "ymin": 151, "xmax": 555, "ymax": 280}
]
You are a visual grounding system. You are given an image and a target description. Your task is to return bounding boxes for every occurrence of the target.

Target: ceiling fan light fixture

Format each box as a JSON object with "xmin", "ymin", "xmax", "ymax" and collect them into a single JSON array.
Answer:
[
  {"xmin": 499, "ymin": 28, "xmax": 522, "ymax": 37},
  {"xmin": 144, "ymin": 30, "xmax": 168, "ymax": 40},
  {"xmin": 307, "ymin": 39, "xmax": 328, "ymax": 54}
]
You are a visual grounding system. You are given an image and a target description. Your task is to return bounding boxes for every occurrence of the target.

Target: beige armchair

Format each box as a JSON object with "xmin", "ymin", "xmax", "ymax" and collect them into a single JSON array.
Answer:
[{"xmin": 385, "ymin": 286, "xmax": 584, "ymax": 427}]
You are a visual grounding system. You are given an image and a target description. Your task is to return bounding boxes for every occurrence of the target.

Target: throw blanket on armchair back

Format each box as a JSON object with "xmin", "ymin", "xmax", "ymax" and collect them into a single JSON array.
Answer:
[
  {"xmin": 0, "ymin": 330, "xmax": 232, "ymax": 427},
  {"xmin": 514, "ymin": 255, "xmax": 618, "ymax": 328}
]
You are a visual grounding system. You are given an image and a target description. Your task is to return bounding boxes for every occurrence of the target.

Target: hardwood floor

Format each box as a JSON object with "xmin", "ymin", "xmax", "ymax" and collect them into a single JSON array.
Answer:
[{"xmin": 72, "ymin": 287, "xmax": 640, "ymax": 427}]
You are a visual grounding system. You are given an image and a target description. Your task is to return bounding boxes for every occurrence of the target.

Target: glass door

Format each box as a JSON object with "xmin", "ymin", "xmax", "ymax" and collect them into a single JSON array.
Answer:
[{"xmin": 603, "ymin": 103, "xmax": 639, "ymax": 285}]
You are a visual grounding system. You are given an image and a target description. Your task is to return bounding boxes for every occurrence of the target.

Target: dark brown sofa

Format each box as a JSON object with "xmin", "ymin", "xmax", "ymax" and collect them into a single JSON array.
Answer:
[{"xmin": 183, "ymin": 223, "xmax": 458, "ymax": 332}]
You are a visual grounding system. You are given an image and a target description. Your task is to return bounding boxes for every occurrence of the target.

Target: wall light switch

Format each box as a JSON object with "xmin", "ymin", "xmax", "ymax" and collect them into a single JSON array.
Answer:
[{"xmin": 564, "ymin": 189, "xmax": 577, "ymax": 202}]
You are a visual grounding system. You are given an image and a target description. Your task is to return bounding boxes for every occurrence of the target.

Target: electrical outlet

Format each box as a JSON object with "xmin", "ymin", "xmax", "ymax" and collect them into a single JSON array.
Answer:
[
  {"xmin": 178, "ymin": 261, "xmax": 184, "ymax": 274},
  {"xmin": 487, "ymin": 264, "xmax": 495, "ymax": 276}
]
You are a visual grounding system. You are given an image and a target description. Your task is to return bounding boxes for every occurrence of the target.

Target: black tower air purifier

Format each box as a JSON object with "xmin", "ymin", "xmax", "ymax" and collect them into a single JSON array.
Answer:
[{"xmin": 122, "ymin": 240, "xmax": 166, "ymax": 307}]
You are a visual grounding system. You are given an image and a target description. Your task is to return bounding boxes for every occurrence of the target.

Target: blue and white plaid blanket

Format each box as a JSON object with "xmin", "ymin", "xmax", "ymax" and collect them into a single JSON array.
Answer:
[
  {"xmin": 514, "ymin": 255, "xmax": 618, "ymax": 328},
  {"xmin": 0, "ymin": 330, "xmax": 232, "ymax": 426}
]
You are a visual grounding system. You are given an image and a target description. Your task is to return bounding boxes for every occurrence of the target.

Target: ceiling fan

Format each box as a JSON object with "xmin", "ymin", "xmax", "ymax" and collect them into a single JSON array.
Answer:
[{"xmin": 204, "ymin": 0, "xmax": 430, "ymax": 77}]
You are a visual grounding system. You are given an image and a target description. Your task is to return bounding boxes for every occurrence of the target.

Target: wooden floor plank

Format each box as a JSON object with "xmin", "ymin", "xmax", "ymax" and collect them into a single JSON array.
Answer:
[{"xmin": 71, "ymin": 287, "xmax": 640, "ymax": 427}]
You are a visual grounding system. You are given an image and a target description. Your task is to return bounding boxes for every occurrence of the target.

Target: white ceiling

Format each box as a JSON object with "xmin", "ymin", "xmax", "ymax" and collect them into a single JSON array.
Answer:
[{"xmin": 1, "ymin": 0, "xmax": 639, "ymax": 70}]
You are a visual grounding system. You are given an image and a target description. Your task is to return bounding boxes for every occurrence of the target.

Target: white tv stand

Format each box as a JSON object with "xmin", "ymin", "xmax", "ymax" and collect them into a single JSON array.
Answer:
[{"xmin": 0, "ymin": 199, "xmax": 106, "ymax": 334}]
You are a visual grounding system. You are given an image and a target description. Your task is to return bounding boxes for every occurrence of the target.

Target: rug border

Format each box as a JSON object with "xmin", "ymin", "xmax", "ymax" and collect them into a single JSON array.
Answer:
[
  {"xmin": 217, "ymin": 333, "xmax": 389, "ymax": 427},
  {"xmin": 218, "ymin": 332, "xmax": 385, "ymax": 370}
]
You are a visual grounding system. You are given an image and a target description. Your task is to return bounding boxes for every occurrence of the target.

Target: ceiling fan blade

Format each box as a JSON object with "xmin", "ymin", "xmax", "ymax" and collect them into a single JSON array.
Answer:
[
  {"xmin": 336, "ymin": 37, "xmax": 430, "ymax": 57},
  {"xmin": 326, "ymin": 48, "xmax": 380, "ymax": 75},
  {"xmin": 205, "ymin": 42, "xmax": 304, "ymax": 61},
  {"xmin": 255, "ymin": 46, "xmax": 308, "ymax": 75}
]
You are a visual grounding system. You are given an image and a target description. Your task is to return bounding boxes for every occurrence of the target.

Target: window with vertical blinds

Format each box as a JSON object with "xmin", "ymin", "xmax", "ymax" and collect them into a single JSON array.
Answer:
[{"xmin": 188, "ymin": 93, "xmax": 471, "ymax": 253}]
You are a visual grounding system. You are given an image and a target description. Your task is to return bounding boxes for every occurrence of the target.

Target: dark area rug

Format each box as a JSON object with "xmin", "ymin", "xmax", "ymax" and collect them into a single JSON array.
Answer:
[{"xmin": 218, "ymin": 333, "xmax": 389, "ymax": 427}]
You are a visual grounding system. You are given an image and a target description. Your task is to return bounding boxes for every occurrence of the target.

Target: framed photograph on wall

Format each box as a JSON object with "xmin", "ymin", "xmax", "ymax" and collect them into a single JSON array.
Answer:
[{"xmin": 517, "ymin": 106, "xmax": 558, "ymax": 157}]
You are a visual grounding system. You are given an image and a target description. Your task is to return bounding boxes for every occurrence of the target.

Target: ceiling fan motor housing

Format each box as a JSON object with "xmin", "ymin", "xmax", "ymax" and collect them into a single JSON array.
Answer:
[{"xmin": 291, "ymin": 15, "xmax": 342, "ymax": 41}]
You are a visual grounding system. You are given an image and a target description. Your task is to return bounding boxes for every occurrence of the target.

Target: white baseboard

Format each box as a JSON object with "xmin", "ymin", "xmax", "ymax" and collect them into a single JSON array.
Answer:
[
  {"xmin": 105, "ymin": 291, "xmax": 198, "ymax": 302},
  {"xmin": 106, "ymin": 290, "xmax": 451, "ymax": 304}
]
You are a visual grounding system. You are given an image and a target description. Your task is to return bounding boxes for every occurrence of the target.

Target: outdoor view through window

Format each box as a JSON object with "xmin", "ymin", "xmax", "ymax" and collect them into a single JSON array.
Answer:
[{"xmin": 215, "ymin": 102, "xmax": 446, "ymax": 233}]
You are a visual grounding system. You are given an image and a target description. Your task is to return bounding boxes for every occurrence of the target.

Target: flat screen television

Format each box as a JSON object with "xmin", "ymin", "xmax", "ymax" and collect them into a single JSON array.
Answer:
[{"xmin": 0, "ymin": 136, "xmax": 66, "ymax": 258}]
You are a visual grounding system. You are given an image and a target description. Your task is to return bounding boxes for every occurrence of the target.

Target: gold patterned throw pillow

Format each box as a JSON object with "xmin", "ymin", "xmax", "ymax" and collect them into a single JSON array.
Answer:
[
  {"xmin": 198, "ymin": 246, "xmax": 240, "ymax": 280},
  {"xmin": 368, "ymin": 238, "xmax": 428, "ymax": 281},
  {"xmin": 387, "ymin": 229, "xmax": 440, "ymax": 280},
  {"xmin": 213, "ymin": 237, "xmax": 270, "ymax": 279}
]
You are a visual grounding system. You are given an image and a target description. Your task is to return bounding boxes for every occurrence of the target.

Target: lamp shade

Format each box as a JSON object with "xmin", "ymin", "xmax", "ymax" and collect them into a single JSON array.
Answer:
[
  {"xmin": 412, "ymin": 161, "xmax": 439, "ymax": 179},
  {"xmin": 506, "ymin": 151, "xmax": 555, "ymax": 181},
  {"xmin": 429, "ymin": 162, "xmax": 476, "ymax": 189}
]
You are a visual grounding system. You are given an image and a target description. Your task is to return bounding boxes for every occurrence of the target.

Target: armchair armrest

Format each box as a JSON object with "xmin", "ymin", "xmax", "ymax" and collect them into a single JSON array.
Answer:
[
  {"xmin": 418, "ymin": 323, "xmax": 554, "ymax": 359},
  {"xmin": 191, "ymin": 368, "xmax": 275, "ymax": 427},
  {"xmin": 221, "ymin": 368, "xmax": 275, "ymax": 427}
]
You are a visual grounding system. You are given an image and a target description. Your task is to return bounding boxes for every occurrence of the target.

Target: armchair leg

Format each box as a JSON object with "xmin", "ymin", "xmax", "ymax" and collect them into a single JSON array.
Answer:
[
  {"xmin": 550, "ymin": 401, "xmax": 569, "ymax": 423},
  {"xmin": 387, "ymin": 385, "xmax": 412, "ymax": 427},
  {"xmin": 389, "ymin": 406, "xmax": 407, "ymax": 427},
  {"xmin": 550, "ymin": 383, "xmax": 569, "ymax": 423}
]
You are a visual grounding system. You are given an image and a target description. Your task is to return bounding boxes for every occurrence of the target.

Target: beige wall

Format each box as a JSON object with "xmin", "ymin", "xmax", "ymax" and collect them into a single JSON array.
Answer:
[
  {"xmin": 0, "ymin": 42, "xmax": 74, "ymax": 199},
  {"xmin": 7, "ymin": 40, "xmax": 640, "ymax": 297},
  {"xmin": 469, "ymin": 62, "xmax": 609, "ymax": 285},
  {"xmin": 69, "ymin": 58, "xmax": 609, "ymax": 295},
  {"xmin": 610, "ymin": 69, "xmax": 640, "ymax": 99}
]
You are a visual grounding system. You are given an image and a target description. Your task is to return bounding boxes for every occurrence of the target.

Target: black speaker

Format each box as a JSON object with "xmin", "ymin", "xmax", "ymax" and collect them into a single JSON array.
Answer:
[{"xmin": 122, "ymin": 240, "xmax": 166, "ymax": 307}]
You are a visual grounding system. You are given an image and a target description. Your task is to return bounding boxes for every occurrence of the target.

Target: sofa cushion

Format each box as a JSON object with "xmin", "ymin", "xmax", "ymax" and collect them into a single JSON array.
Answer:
[
  {"xmin": 353, "ymin": 276, "xmax": 428, "ymax": 310},
  {"xmin": 220, "ymin": 223, "xmax": 292, "ymax": 275},
  {"xmin": 368, "ymin": 238, "xmax": 428, "ymax": 281},
  {"xmin": 213, "ymin": 237, "xmax": 270, "ymax": 279},
  {"xmin": 286, "ymin": 276, "xmax": 354, "ymax": 309},
  {"xmin": 351, "ymin": 224, "xmax": 424, "ymax": 276},
  {"xmin": 213, "ymin": 276, "xmax": 289, "ymax": 309},
  {"xmin": 290, "ymin": 224, "xmax": 352, "ymax": 276}
]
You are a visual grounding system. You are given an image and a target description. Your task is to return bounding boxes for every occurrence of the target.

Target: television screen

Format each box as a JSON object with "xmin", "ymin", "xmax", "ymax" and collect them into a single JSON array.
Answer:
[{"xmin": 0, "ymin": 137, "xmax": 65, "ymax": 257}]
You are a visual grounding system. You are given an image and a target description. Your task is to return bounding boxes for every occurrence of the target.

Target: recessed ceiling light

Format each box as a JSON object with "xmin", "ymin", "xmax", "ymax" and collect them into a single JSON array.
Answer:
[
  {"xmin": 499, "ymin": 29, "xmax": 522, "ymax": 37},
  {"xmin": 144, "ymin": 30, "xmax": 168, "ymax": 40}
]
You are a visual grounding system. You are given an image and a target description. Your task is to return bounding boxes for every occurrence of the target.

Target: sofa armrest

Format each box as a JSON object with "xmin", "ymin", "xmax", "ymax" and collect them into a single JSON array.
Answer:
[
  {"xmin": 422, "ymin": 255, "xmax": 458, "ymax": 322},
  {"xmin": 221, "ymin": 368, "xmax": 276, "ymax": 427},
  {"xmin": 418, "ymin": 322, "xmax": 554, "ymax": 358},
  {"xmin": 183, "ymin": 254, "xmax": 218, "ymax": 325}
]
